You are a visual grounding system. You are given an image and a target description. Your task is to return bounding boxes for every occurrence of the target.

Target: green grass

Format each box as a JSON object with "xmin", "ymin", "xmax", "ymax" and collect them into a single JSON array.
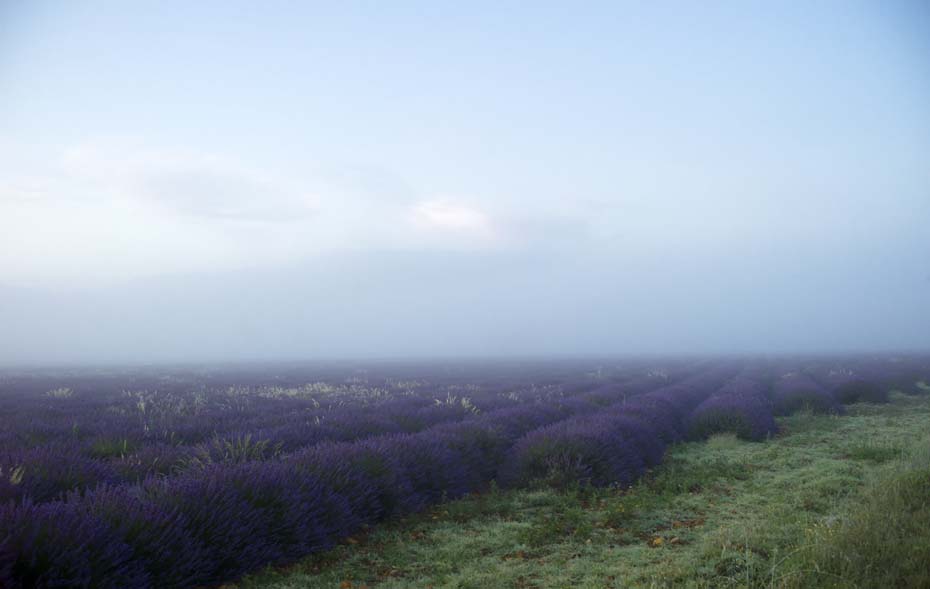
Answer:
[
  {"xmin": 236, "ymin": 395, "xmax": 930, "ymax": 589},
  {"xmin": 777, "ymin": 441, "xmax": 930, "ymax": 589}
]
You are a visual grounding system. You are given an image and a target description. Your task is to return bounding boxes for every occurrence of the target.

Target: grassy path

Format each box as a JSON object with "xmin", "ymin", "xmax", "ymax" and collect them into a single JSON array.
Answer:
[{"xmin": 237, "ymin": 394, "xmax": 930, "ymax": 589}]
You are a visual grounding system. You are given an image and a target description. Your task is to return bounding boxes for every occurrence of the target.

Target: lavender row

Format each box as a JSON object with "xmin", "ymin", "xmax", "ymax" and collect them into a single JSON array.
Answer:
[
  {"xmin": 0, "ymin": 365, "xmax": 704, "ymax": 587},
  {"xmin": 0, "ymin": 397, "xmax": 645, "ymax": 586},
  {"xmin": 498, "ymin": 368, "xmax": 736, "ymax": 488},
  {"xmin": 498, "ymin": 357, "xmax": 916, "ymax": 491},
  {"xmin": 0, "ymin": 363, "xmax": 700, "ymax": 505},
  {"xmin": 687, "ymin": 375, "xmax": 778, "ymax": 442}
]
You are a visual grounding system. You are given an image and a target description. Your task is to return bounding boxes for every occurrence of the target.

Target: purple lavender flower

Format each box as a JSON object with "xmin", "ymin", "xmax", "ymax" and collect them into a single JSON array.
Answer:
[
  {"xmin": 772, "ymin": 373, "xmax": 843, "ymax": 415},
  {"xmin": 688, "ymin": 391, "xmax": 777, "ymax": 442},
  {"xmin": 0, "ymin": 500, "xmax": 147, "ymax": 588},
  {"xmin": 499, "ymin": 413, "xmax": 654, "ymax": 489}
]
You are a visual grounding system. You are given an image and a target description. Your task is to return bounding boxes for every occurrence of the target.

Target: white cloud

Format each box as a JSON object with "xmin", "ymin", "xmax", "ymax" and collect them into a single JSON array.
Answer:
[
  {"xmin": 0, "ymin": 141, "xmax": 518, "ymax": 285},
  {"xmin": 408, "ymin": 199, "xmax": 499, "ymax": 245},
  {"xmin": 60, "ymin": 140, "xmax": 320, "ymax": 221}
]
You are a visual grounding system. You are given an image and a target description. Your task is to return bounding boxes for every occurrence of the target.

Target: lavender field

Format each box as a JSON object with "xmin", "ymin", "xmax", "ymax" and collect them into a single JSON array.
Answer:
[
  {"xmin": 1, "ymin": 357, "xmax": 927, "ymax": 588},
  {"xmin": 4, "ymin": 1, "xmax": 929, "ymax": 587}
]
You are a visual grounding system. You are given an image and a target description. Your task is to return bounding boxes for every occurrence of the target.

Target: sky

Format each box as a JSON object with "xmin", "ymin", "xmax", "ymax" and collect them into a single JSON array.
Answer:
[{"xmin": 1, "ymin": 1, "xmax": 929, "ymax": 364}]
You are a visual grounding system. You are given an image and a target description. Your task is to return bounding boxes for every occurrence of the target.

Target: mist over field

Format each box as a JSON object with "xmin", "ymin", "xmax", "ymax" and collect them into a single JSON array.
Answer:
[
  {"xmin": 2, "ymin": 245, "xmax": 930, "ymax": 364},
  {"xmin": 3, "ymin": 5, "xmax": 930, "ymax": 587},
  {"xmin": 1, "ymin": 1, "xmax": 929, "ymax": 364}
]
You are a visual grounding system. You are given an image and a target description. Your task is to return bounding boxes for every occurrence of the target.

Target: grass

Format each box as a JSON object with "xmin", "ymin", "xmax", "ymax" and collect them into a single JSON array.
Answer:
[
  {"xmin": 778, "ymin": 441, "xmax": 930, "ymax": 588},
  {"xmin": 236, "ymin": 394, "xmax": 930, "ymax": 589}
]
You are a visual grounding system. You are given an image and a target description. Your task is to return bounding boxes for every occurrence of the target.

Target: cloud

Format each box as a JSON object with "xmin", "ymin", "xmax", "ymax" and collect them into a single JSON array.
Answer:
[
  {"xmin": 0, "ymin": 140, "xmax": 526, "ymax": 285},
  {"xmin": 61, "ymin": 141, "xmax": 319, "ymax": 221},
  {"xmin": 10, "ymin": 136, "xmax": 910, "ymax": 290},
  {"xmin": 408, "ymin": 199, "xmax": 499, "ymax": 245}
]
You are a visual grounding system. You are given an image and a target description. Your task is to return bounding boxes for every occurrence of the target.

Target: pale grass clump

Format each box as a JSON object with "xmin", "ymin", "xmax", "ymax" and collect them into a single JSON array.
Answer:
[
  {"xmin": 1, "ymin": 465, "xmax": 25, "ymax": 485},
  {"xmin": 180, "ymin": 434, "xmax": 283, "ymax": 471},
  {"xmin": 45, "ymin": 387, "xmax": 73, "ymax": 399},
  {"xmin": 435, "ymin": 393, "xmax": 480, "ymax": 414}
]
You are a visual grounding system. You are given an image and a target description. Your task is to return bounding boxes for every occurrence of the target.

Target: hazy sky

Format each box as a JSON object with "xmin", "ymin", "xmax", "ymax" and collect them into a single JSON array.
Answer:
[{"xmin": 1, "ymin": 1, "xmax": 929, "ymax": 363}]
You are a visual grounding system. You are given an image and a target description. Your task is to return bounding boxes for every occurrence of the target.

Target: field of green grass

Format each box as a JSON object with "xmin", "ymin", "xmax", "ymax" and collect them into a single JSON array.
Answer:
[{"xmin": 237, "ymin": 393, "xmax": 930, "ymax": 589}]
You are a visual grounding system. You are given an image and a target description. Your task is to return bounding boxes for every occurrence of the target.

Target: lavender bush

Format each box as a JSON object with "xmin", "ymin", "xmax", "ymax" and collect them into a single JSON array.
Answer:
[
  {"xmin": 772, "ymin": 373, "xmax": 843, "ymax": 415},
  {"xmin": 688, "ymin": 392, "xmax": 777, "ymax": 442}
]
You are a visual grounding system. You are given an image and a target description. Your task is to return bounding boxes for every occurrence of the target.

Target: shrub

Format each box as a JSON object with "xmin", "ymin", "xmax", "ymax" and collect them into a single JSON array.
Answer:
[
  {"xmin": 555, "ymin": 396, "xmax": 600, "ymax": 416},
  {"xmin": 600, "ymin": 411, "xmax": 666, "ymax": 467},
  {"xmin": 366, "ymin": 433, "xmax": 471, "ymax": 509},
  {"xmin": 611, "ymin": 397, "xmax": 685, "ymax": 444},
  {"xmin": 247, "ymin": 422, "xmax": 341, "ymax": 453},
  {"xmin": 431, "ymin": 420, "xmax": 510, "ymax": 486},
  {"xmin": 500, "ymin": 414, "xmax": 650, "ymax": 489},
  {"xmin": 78, "ymin": 485, "xmax": 207, "ymax": 587},
  {"xmin": 143, "ymin": 462, "xmax": 354, "ymax": 583},
  {"xmin": 887, "ymin": 376, "xmax": 924, "ymax": 395},
  {"xmin": 773, "ymin": 375, "xmax": 842, "ymax": 415},
  {"xmin": 327, "ymin": 412, "xmax": 407, "ymax": 438},
  {"xmin": 478, "ymin": 404, "xmax": 571, "ymax": 440},
  {"xmin": 291, "ymin": 442, "xmax": 396, "ymax": 523},
  {"xmin": 0, "ymin": 447, "xmax": 119, "ymax": 503},
  {"xmin": 688, "ymin": 393, "xmax": 777, "ymax": 442},
  {"xmin": 643, "ymin": 380, "xmax": 723, "ymax": 423},
  {"xmin": 0, "ymin": 500, "xmax": 147, "ymax": 588},
  {"xmin": 832, "ymin": 379, "xmax": 889, "ymax": 404}
]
